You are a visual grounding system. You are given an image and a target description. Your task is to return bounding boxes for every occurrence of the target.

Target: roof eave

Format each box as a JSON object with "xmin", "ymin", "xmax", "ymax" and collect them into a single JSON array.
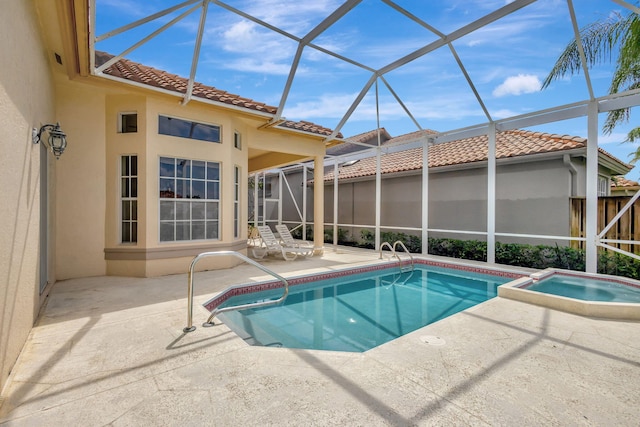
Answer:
[
  {"xmin": 96, "ymin": 72, "xmax": 275, "ymax": 118},
  {"xmin": 95, "ymin": 72, "xmax": 341, "ymax": 139},
  {"xmin": 597, "ymin": 151, "xmax": 633, "ymax": 175}
]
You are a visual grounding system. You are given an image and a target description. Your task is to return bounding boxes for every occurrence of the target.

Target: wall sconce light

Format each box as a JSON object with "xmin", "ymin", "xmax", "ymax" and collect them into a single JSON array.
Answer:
[{"xmin": 32, "ymin": 122, "xmax": 67, "ymax": 159}]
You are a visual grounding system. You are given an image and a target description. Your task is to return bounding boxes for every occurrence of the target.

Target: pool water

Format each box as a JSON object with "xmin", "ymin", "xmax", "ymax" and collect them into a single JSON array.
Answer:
[
  {"xmin": 525, "ymin": 275, "xmax": 640, "ymax": 303},
  {"xmin": 217, "ymin": 266, "xmax": 511, "ymax": 352}
]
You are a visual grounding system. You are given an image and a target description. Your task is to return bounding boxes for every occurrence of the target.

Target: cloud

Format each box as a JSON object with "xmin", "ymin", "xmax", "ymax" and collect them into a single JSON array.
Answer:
[
  {"xmin": 199, "ymin": 20, "xmax": 298, "ymax": 75},
  {"xmin": 491, "ymin": 108, "xmax": 524, "ymax": 119},
  {"xmin": 218, "ymin": 57, "xmax": 296, "ymax": 76},
  {"xmin": 492, "ymin": 74, "xmax": 541, "ymax": 97},
  {"xmin": 242, "ymin": 0, "xmax": 344, "ymax": 35},
  {"xmin": 598, "ymin": 132, "xmax": 635, "ymax": 145},
  {"xmin": 283, "ymin": 89, "xmax": 486, "ymax": 123},
  {"xmin": 283, "ymin": 93, "xmax": 360, "ymax": 119}
]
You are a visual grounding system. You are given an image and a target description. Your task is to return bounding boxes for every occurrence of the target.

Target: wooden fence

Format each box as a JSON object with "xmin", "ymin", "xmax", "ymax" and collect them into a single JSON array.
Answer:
[{"xmin": 570, "ymin": 196, "xmax": 640, "ymax": 254}]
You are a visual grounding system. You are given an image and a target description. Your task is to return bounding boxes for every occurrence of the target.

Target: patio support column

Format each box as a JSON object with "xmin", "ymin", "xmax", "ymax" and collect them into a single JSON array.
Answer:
[
  {"xmin": 421, "ymin": 137, "xmax": 430, "ymax": 254},
  {"xmin": 313, "ymin": 155, "xmax": 325, "ymax": 254},
  {"xmin": 278, "ymin": 170, "xmax": 283, "ymax": 225},
  {"xmin": 487, "ymin": 123, "xmax": 496, "ymax": 264},
  {"xmin": 253, "ymin": 172, "xmax": 258, "ymax": 226},
  {"xmin": 333, "ymin": 161, "xmax": 339, "ymax": 247},
  {"xmin": 585, "ymin": 101, "xmax": 599, "ymax": 273},
  {"xmin": 302, "ymin": 164, "xmax": 307, "ymax": 240},
  {"xmin": 375, "ymin": 146, "xmax": 381, "ymax": 250}
]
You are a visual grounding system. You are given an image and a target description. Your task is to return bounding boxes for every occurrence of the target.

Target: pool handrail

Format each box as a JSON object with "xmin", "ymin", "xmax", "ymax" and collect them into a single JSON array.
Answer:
[
  {"xmin": 184, "ymin": 250, "xmax": 289, "ymax": 332},
  {"xmin": 379, "ymin": 241, "xmax": 395, "ymax": 260},
  {"xmin": 379, "ymin": 241, "xmax": 414, "ymax": 272},
  {"xmin": 392, "ymin": 241, "xmax": 414, "ymax": 272}
]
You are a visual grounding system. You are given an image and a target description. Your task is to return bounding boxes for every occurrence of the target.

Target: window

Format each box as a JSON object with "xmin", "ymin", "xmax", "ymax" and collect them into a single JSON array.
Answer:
[
  {"xmin": 158, "ymin": 115, "xmax": 220, "ymax": 143},
  {"xmin": 121, "ymin": 156, "xmax": 138, "ymax": 243},
  {"xmin": 234, "ymin": 131, "xmax": 241, "ymax": 150},
  {"xmin": 159, "ymin": 157, "xmax": 220, "ymax": 242},
  {"xmin": 234, "ymin": 166, "xmax": 240, "ymax": 238},
  {"xmin": 264, "ymin": 179, "xmax": 272, "ymax": 198},
  {"xmin": 598, "ymin": 176, "xmax": 610, "ymax": 197},
  {"xmin": 119, "ymin": 113, "xmax": 138, "ymax": 133}
]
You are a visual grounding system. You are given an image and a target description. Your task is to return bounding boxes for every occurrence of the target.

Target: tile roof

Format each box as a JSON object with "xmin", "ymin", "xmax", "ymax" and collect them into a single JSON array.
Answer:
[
  {"xmin": 324, "ymin": 129, "xmax": 632, "ymax": 181},
  {"xmin": 348, "ymin": 128, "xmax": 393, "ymax": 144},
  {"xmin": 278, "ymin": 120, "xmax": 337, "ymax": 137},
  {"xmin": 611, "ymin": 176, "xmax": 640, "ymax": 188},
  {"xmin": 326, "ymin": 128, "xmax": 392, "ymax": 157},
  {"xmin": 95, "ymin": 51, "xmax": 338, "ymax": 138}
]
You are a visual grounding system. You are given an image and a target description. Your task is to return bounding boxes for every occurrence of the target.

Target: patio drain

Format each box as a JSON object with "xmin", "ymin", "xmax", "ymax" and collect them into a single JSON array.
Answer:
[{"xmin": 420, "ymin": 335, "xmax": 446, "ymax": 346}]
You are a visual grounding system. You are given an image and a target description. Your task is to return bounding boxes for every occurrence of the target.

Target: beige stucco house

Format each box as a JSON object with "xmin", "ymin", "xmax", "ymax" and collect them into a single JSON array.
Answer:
[{"xmin": 1, "ymin": 0, "xmax": 340, "ymax": 395}]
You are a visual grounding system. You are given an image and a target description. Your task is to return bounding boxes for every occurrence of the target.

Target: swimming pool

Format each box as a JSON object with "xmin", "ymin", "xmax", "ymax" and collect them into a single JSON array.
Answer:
[
  {"xmin": 205, "ymin": 262, "xmax": 520, "ymax": 352},
  {"xmin": 499, "ymin": 269, "xmax": 640, "ymax": 320}
]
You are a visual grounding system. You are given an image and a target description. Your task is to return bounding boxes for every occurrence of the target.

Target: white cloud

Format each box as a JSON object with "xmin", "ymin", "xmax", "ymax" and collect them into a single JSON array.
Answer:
[
  {"xmin": 492, "ymin": 74, "xmax": 541, "ymax": 97},
  {"xmin": 491, "ymin": 108, "xmax": 523, "ymax": 119},
  {"xmin": 282, "ymin": 89, "xmax": 487, "ymax": 124},
  {"xmin": 219, "ymin": 57, "xmax": 296, "ymax": 76},
  {"xmin": 283, "ymin": 93, "xmax": 359, "ymax": 119},
  {"xmin": 598, "ymin": 132, "xmax": 632, "ymax": 145},
  {"xmin": 200, "ymin": 20, "xmax": 298, "ymax": 75}
]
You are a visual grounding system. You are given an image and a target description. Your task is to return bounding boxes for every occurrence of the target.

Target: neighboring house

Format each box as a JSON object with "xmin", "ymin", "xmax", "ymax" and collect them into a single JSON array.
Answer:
[
  {"xmin": 1, "ymin": 2, "xmax": 338, "ymax": 396},
  {"xmin": 274, "ymin": 128, "xmax": 632, "ymax": 246},
  {"xmin": 611, "ymin": 176, "xmax": 640, "ymax": 196}
]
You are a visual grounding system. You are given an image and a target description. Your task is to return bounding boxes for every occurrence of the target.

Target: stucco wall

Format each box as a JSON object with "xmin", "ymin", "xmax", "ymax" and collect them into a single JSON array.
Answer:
[
  {"xmin": 0, "ymin": 0, "xmax": 55, "ymax": 396},
  {"xmin": 310, "ymin": 156, "xmax": 578, "ymax": 246},
  {"xmin": 495, "ymin": 160, "xmax": 573, "ymax": 243},
  {"xmin": 429, "ymin": 168, "xmax": 489, "ymax": 237},
  {"xmin": 55, "ymin": 78, "xmax": 108, "ymax": 279}
]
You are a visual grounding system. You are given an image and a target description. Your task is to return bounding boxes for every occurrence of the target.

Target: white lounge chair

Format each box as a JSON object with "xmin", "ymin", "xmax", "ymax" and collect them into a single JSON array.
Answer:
[
  {"xmin": 251, "ymin": 226, "xmax": 309, "ymax": 261},
  {"xmin": 275, "ymin": 225, "xmax": 314, "ymax": 257}
]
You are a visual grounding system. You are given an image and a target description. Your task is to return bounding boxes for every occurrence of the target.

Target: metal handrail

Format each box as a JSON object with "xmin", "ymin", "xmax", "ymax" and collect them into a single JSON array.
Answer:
[
  {"xmin": 392, "ymin": 241, "xmax": 414, "ymax": 271},
  {"xmin": 379, "ymin": 241, "xmax": 414, "ymax": 272},
  {"xmin": 183, "ymin": 250, "xmax": 289, "ymax": 333},
  {"xmin": 378, "ymin": 241, "xmax": 395, "ymax": 260}
]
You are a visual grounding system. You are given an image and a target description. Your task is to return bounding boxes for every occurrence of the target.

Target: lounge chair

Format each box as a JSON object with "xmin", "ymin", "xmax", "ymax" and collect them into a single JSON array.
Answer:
[
  {"xmin": 251, "ymin": 226, "xmax": 309, "ymax": 261},
  {"xmin": 275, "ymin": 225, "xmax": 314, "ymax": 257}
]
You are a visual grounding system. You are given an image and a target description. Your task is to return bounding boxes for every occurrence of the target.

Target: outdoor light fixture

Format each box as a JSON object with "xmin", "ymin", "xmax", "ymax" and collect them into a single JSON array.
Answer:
[{"xmin": 32, "ymin": 122, "xmax": 67, "ymax": 159}]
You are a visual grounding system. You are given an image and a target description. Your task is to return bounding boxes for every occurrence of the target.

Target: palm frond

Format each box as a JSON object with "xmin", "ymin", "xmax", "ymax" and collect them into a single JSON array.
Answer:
[
  {"xmin": 625, "ymin": 127, "xmax": 640, "ymax": 144},
  {"xmin": 542, "ymin": 13, "xmax": 630, "ymax": 89}
]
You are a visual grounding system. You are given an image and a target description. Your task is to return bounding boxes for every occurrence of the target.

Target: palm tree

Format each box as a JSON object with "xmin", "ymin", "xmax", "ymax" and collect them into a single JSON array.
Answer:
[{"xmin": 542, "ymin": 9, "xmax": 640, "ymax": 162}]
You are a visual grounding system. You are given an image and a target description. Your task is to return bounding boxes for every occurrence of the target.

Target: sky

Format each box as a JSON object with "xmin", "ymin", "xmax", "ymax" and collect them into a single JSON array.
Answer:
[{"xmin": 94, "ymin": 0, "xmax": 640, "ymax": 179}]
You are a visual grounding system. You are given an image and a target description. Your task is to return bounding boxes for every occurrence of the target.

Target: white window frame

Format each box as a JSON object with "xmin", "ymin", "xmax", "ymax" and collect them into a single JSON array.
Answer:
[
  {"xmin": 120, "ymin": 154, "xmax": 138, "ymax": 244},
  {"xmin": 158, "ymin": 115, "xmax": 221, "ymax": 143},
  {"xmin": 234, "ymin": 131, "xmax": 241, "ymax": 150},
  {"xmin": 598, "ymin": 175, "xmax": 610, "ymax": 197},
  {"xmin": 118, "ymin": 112, "xmax": 138, "ymax": 134},
  {"xmin": 158, "ymin": 156, "xmax": 221, "ymax": 242}
]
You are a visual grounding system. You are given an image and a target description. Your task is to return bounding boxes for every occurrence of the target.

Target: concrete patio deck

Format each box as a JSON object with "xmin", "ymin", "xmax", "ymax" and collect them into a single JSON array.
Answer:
[{"xmin": 1, "ymin": 247, "xmax": 639, "ymax": 426}]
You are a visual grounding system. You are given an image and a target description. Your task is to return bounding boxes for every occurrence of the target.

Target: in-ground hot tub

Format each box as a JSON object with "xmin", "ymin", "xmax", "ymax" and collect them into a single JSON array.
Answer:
[{"xmin": 498, "ymin": 269, "xmax": 640, "ymax": 320}]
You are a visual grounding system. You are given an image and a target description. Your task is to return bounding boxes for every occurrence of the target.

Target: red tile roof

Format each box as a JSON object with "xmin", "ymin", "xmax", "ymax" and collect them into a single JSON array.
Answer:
[
  {"xmin": 95, "ymin": 51, "xmax": 338, "ymax": 138},
  {"xmin": 324, "ymin": 129, "xmax": 632, "ymax": 181},
  {"xmin": 611, "ymin": 176, "xmax": 639, "ymax": 188}
]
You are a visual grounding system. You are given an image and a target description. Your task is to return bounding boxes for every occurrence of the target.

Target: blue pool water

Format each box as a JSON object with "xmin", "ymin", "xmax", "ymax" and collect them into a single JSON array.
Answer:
[
  {"xmin": 217, "ymin": 266, "xmax": 512, "ymax": 352},
  {"xmin": 526, "ymin": 275, "xmax": 640, "ymax": 303}
]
